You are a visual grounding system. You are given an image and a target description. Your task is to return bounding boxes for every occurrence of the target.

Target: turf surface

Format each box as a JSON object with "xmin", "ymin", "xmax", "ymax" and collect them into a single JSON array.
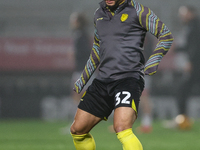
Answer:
[{"xmin": 0, "ymin": 119, "xmax": 199, "ymax": 150}]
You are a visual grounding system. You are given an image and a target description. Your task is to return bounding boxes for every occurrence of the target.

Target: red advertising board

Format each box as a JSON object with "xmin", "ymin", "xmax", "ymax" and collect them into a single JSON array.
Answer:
[{"xmin": 0, "ymin": 38, "xmax": 75, "ymax": 71}]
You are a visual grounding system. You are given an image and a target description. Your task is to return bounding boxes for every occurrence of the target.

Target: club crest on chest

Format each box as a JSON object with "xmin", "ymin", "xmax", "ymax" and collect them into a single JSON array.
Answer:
[{"xmin": 121, "ymin": 14, "xmax": 128, "ymax": 22}]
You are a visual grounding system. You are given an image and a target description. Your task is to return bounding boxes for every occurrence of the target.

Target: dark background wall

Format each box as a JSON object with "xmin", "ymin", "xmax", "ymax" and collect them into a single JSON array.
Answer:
[{"xmin": 0, "ymin": 0, "xmax": 200, "ymax": 119}]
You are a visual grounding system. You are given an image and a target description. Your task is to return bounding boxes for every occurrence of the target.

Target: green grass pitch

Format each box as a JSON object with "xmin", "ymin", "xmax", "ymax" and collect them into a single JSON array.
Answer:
[{"xmin": 0, "ymin": 119, "xmax": 199, "ymax": 150}]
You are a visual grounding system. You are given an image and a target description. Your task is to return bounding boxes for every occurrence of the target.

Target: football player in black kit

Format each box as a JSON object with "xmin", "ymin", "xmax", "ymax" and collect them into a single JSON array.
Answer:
[{"xmin": 70, "ymin": 0, "xmax": 173, "ymax": 149}]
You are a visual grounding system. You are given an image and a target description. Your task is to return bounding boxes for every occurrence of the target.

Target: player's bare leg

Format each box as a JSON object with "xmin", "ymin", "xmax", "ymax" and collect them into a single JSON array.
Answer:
[
  {"xmin": 71, "ymin": 108, "xmax": 102, "ymax": 134},
  {"xmin": 114, "ymin": 107, "xmax": 143, "ymax": 150},
  {"xmin": 113, "ymin": 107, "xmax": 136, "ymax": 132},
  {"xmin": 70, "ymin": 108, "xmax": 102, "ymax": 150}
]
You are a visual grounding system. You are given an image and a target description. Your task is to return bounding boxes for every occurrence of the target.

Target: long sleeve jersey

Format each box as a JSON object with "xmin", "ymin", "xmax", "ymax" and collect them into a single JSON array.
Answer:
[{"xmin": 74, "ymin": 0, "xmax": 173, "ymax": 93}]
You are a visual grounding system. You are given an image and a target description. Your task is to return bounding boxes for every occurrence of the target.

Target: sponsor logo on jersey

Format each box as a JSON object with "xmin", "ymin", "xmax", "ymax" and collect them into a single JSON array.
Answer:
[{"xmin": 97, "ymin": 17, "xmax": 103, "ymax": 21}]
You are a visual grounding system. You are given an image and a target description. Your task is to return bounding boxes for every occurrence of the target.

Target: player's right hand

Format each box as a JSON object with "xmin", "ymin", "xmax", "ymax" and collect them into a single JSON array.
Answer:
[{"xmin": 74, "ymin": 78, "xmax": 84, "ymax": 94}]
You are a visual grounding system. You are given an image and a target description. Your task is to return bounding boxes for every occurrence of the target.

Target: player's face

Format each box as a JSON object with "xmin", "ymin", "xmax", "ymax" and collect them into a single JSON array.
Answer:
[{"xmin": 105, "ymin": 0, "xmax": 122, "ymax": 7}]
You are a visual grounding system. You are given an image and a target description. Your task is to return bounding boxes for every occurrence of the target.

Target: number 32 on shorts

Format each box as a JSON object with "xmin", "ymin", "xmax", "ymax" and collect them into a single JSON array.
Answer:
[{"xmin": 115, "ymin": 91, "xmax": 131, "ymax": 106}]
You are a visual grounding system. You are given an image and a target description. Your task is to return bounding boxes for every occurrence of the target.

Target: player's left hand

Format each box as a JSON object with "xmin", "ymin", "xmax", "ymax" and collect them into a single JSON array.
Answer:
[
  {"xmin": 144, "ymin": 54, "xmax": 162, "ymax": 75},
  {"xmin": 144, "ymin": 64, "xmax": 158, "ymax": 75}
]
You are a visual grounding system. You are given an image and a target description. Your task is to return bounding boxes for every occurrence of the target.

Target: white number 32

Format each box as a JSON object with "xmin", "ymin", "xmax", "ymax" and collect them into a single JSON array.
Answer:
[{"xmin": 115, "ymin": 91, "xmax": 131, "ymax": 106}]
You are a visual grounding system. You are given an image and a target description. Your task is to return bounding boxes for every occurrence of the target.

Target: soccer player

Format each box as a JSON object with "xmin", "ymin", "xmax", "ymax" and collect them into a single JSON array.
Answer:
[
  {"xmin": 136, "ymin": 33, "xmax": 154, "ymax": 134},
  {"xmin": 70, "ymin": 0, "xmax": 174, "ymax": 150},
  {"xmin": 69, "ymin": 12, "xmax": 91, "ymax": 102},
  {"xmin": 136, "ymin": 76, "xmax": 153, "ymax": 133},
  {"xmin": 175, "ymin": 5, "xmax": 200, "ymax": 119}
]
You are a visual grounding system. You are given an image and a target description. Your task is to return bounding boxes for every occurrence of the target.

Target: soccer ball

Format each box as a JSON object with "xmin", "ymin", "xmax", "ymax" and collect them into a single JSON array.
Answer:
[{"xmin": 175, "ymin": 114, "xmax": 192, "ymax": 130}]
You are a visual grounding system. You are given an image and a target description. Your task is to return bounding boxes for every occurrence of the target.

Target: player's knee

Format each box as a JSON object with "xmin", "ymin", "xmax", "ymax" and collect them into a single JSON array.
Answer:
[
  {"xmin": 114, "ymin": 124, "xmax": 129, "ymax": 133},
  {"xmin": 70, "ymin": 124, "xmax": 77, "ymax": 134},
  {"xmin": 70, "ymin": 123, "xmax": 87, "ymax": 135},
  {"xmin": 70, "ymin": 123, "xmax": 82, "ymax": 135},
  {"xmin": 114, "ymin": 120, "xmax": 135, "ymax": 133}
]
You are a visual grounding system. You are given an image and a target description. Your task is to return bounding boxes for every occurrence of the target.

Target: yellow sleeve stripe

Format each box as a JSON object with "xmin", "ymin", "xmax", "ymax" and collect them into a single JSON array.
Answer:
[
  {"xmin": 160, "ymin": 23, "xmax": 165, "ymax": 35},
  {"xmin": 131, "ymin": 0, "xmax": 134, "ymax": 6},
  {"xmin": 139, "ymin": 5, "xmax": 144, "ymax": 27},
  {"xmin": 146, "ymin": 8, "xmax": 151, "ymax": 31},
  {"xmin": 155, "ymin": 18, "xmax": 160, "ymax": 36},
  {"xmin": 81, "ymin": 74, "xmax": 86, "ymax": 84},
  {"xmin": 84, "ymin": 66, "xmax": 90, "ymax": 78},
  {"xmin": 90, "ymin": 54, "xmax": 97, "ymax": 69},
  {"xmin": 144, "ymin": 63, "xmax": 159, "ymax": 71},
  {"xmin": 148, "ymin": 71, "xmax": 157, "ymax": 75},
  {"xmin": 160, "ymin": 32, "xmax": 173, "ymax": 38},
  {"xmin": 94, "ymin": 41, "xmax": 100, "ymax": 47},
  {"xmin": 156, "ymin": 38, "xmax": 174, "ymax": 45},
  {"xmin": 74, "ymin": 85, "xmax": 79, "ymax": 93},
  {"xmin": 149, "ymin": 53, "xmax": 164, "ymax": 59},
  {"xmin": 94, "ymin": 35, "xmax": 99, "ymax": 42},
  {"xmin": 154, "ymin": 47, "xmax": 169, "ymax": 52},
  {"xmin": 92, "ymin": 48, "xmax": 100, "ymax": 61}
]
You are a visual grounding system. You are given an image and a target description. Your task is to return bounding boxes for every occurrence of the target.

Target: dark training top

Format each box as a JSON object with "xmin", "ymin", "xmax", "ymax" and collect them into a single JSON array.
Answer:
[{"xmin": 74, "ymin": 0, "xmax": 173, "ymax": 93}]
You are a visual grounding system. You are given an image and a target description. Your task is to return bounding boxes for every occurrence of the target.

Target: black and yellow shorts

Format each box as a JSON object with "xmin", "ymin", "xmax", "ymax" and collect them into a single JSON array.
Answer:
[{"xmin": 78, "ymin": 77, "xmax": 144, "ymax": 120}]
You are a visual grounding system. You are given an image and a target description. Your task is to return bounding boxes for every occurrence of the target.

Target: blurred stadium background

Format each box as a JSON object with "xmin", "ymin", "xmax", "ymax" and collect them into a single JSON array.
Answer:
[
  {"xmin": 0, "ymin": 0, "xmax": 199, "ymax": 121},
  {"xmin": 0, "ymin": 0, "xmax": 200, "ymax": 150}
]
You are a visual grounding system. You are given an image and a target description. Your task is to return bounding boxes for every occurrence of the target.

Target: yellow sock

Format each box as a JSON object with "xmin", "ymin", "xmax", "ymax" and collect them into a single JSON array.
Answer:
[
  {"xmin": 117, "ymin": 128, "xmax": 143, "ymax": 150},
  {"xmin": 71, "ymin": 133, "xmax": 96, "ymax": 150}
]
